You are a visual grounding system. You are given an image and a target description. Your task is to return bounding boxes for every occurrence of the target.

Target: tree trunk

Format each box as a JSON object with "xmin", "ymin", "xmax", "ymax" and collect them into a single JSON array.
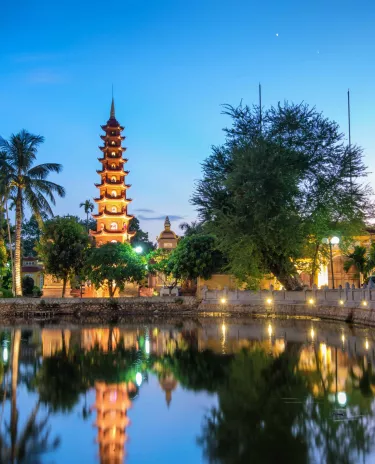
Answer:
[
  {"xmin": 311, "ymin": 243, "xmax": 320, "ymax": 287},
  {"xmin": 11, "ymin": 329, "xmax": 21, "ymax": 463},
  {"xmin": 86, "ymin": 212, "xmax": 89, "ymax": 232},
  {"xmin": 14, "ymin": 190, "xmax": 23, "ymax": 297},
  {"xmin": 5, "ymin": 200, "xmax": 15, "ymax": 296},
  {"xmin": 269, "ymin": 263, "xmax": 304, "ymax": 290},
  {"xmin": 108, "ymin": 281, "xmax": 114, "ymax": 298},
  {"xmin": 62, "ymin": 278, "xmax": 67, "ymax": 298}
]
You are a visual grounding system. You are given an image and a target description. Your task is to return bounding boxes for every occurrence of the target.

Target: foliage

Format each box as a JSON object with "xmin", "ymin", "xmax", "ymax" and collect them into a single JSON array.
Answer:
[
  {"xmin": 168, "ymin": 234, "xmax": 225, "ymax": 280},
  {"xmin": 343, "ymin": 243, "xmax": 375, "ymax": 281},
  {"xmin": 147, "ymin": 248, "xmax": 177, "ymax": 288},
  {"xmin": 85, "ymin": 242, "xmax": 146, "ymax": 297},
  {"xmin": 128, "ymin": 217, "xmax": 155, "ymax": 254},
  {"xmin": 37, "ymin": 216, "xmax": 89, "ymax": 297},
  {"xmin": 0, "ymin": 130, "xmax": 65, "ymax": 296},
  {"xmin": 179, "ymin": 220, "xmax": 204, "ymax": 237},
  {"xmin": 32, "ymin": 285, "xmax": 42, "ymax": 297},
  {"xmin": 192, "ymin": 102, "xmax": 371, "ymax": 289},
  {"xmin": 0, "ymin": 287, "xmax": 13, "ymax": 298},
  {"xmin": 22, "ymin": 214, "xmax": 47, "ymax": 256},
  {"xmin": 79, "ymin": 199, "xmax": 94, "ymax": 232},
  {"xmin": 22, "ymin": 275, "xmax": 34, "ymax": 296}
]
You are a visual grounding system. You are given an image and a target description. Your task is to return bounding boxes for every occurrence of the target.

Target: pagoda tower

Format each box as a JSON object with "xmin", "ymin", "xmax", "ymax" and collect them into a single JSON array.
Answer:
[{"xmin": 90, "ymin": 99, "xmax": 135, "ymax": 246}]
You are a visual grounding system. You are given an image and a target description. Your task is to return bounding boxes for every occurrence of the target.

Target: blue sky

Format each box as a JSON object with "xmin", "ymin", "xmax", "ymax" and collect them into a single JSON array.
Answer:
[{"xmin": 1, "ymin": 0, "xmax": 375, "ymax": 240}]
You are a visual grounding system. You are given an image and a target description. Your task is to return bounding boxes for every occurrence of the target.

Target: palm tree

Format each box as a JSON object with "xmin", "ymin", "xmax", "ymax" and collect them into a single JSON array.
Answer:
[
  {"xmin": 79, "ymin": 199, "xmax": 94, "ymax": 232},
  {"xmin": 344, "ymin": 245, "xmax": 368, "ymax": 284},
  {"xmin": 0, "ymin": 131, "xmax": 65, "ymax": 296}
]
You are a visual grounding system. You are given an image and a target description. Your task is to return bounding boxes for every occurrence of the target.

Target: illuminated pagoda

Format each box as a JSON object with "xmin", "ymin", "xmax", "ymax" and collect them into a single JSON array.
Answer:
[
  {"xmin": 94, "ymin": 381, "xmax": 136, "ymax": 463},
  {"xmin": 90, "ymin": 99, "xmax": 135, "ymax": 245}
]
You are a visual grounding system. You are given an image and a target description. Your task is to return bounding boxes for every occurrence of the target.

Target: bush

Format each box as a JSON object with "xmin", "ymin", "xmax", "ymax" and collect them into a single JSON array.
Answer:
[
  {"xmin": 32, "ymin": 285, "xmax": 43, "ymax": 297},
  {"xmin": 22, "ymin": 276, "xmax": 35, "ymax": 296},
  {"xmin": 0, "ymin": 288, "xmax": 13, "ymax": 298}
]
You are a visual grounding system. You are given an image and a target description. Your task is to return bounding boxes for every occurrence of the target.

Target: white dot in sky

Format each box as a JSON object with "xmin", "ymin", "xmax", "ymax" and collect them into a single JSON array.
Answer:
[{"xmin": 276, "ymin": 33, "xmax": 279, "ymax": 37}]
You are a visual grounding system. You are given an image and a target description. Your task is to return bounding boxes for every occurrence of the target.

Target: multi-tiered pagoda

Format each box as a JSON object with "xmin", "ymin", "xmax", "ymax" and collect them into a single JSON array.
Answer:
[{"xmin": 90, "ymin": 99, "xmax": 135, "ymax": 245}]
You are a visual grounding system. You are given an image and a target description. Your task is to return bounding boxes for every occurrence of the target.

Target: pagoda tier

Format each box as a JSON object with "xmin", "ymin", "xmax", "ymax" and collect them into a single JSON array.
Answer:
[{"xmin": 89, "ymin": 98, "xmax": 135, "ymax": 245}]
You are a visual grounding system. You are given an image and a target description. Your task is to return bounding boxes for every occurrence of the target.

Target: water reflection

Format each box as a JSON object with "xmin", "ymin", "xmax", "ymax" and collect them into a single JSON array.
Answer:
[{"xmin": 0, "ymin": 320, "xmax": 375, "ymax": 462}]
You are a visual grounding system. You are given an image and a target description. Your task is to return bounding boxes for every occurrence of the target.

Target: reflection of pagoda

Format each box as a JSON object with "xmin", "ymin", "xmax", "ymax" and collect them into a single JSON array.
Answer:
[
  {"xmin": 94, "ymin": 382, "xmax": 136, "ymax": 463},
  {"xmin": 159, "ymin": 372, "xmax": 178, "ymax": 407},
  {"xmin": 90, "ymin": 99, "xmax": 135, "ymax": 246}
]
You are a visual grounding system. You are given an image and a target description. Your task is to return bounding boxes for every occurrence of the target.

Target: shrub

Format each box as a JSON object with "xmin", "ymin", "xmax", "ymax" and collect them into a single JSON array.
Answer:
[
  {"xmin": 32, "ymin": 285, "xmax": 43, "ymax": 297},
  {"xmin": 0, "ymin": 288, "xmax": 14, "ymax": 298}
]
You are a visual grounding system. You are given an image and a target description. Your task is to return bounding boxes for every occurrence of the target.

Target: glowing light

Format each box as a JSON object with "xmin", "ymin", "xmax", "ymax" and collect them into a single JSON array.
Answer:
[
  {"xmin": 267, "ymin": 324, "xmax": 273, "ymax": 337},
  {"xmin": 134, "ymin": 246, "xmax": 143, "ymax": 254},
  {"xmin": 220, "ymin": 298, "xmax": 227, "ymax": 304},
  {"xmin": 320, "ymin": 343, "xmax": 327, "ymax": 356},
  {"xmin": 136, "ymin": 372, "xmax": 143, "ymax": 386},
  {"xmin": 266, "ymin": 298, "xmax": 273, "ymax": 305},
  {"xmin": 341, "ymin": 334, "xmax": 345, "ymax": 344},
  {"xmin": 365, "ymin": 339, "xmax": 369, "ymax": 350},
  {"xmin": 145, "ymin": 339, "xmax": 150, "ymax": 355},
  {"xmin": 339, "ymin": 300, "xmax": 344, "ymax": 305},
  {"xmin": 310, "ymin": 328, "xmax": 315, "ymax": 340},
  {"xmin": 337, "ymin": 392, "xmax": 347, "ymax": 406},
  {"xmin": 331, "ymin": 236, "xmax": 340, "ymax": 245},
  {"xmin": 308, "ymin": 298, "xmax": 315, "ymax": 305},
  {"xmin": 362, "ymin": 301, "xmax": 368, "ymax": 307},
  {"xmin": 2, "ymin": 347, "xmax": 8, "ymax": 363}
]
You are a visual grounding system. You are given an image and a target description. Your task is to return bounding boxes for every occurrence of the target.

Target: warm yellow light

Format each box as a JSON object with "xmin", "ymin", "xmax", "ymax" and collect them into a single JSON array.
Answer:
[
  {"xmin": 341, "ymin": 334, "xmax": 345, "ymax": 344},
  {"xmin": 266, "ymin": 298, "xmax": 273, "ymax": 305},
  {"xmin": 362, "ymin": 301, "xmax": 368, "ymax": 306},
  {"xmin": 310, "ymin": 328, "xmax": 315, "ymax": 340},
  {"xmin": 308, "ymin": 298, "xmax": 315, "ymax": 305},
  {"xmin": 268, "ymin": 324, "xmax": 273, "ymax": 337},
  {"xmin": 221, "ymin": 323, "xmax": 226, "ymax": 335},
  {"xmin": 365, "ymin": 339, "xmax": 369, "ymax": 350},
  {"xmin": 320, "ymin": 343, "xmax": 327, "ymax": 355},
  {"xmin": 339, "ymin": 300, "xmax": 344, "ymax": 305},
  {"xmin": 220, "ymin": 298, "xmax": 227, "ymax": 304}
]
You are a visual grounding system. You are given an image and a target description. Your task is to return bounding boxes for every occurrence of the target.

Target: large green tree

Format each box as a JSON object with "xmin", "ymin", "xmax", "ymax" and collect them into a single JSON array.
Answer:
[
  {"xmin": 85, "ymin": 242, "xmax": 146, "ymax": 297},
  {"xmin": 37, "ymin": 216, "xmax": 89, "ymax": 297},
  {"xmin": 128, "ymin": 217, "xmax": 155, "ymax": 254},
  {"xmin": 192, "ymin": 102, "xmax": 371, "ymax": 289},
  {"xmin": 0, "ymin": 131, "xmax": 65, "ymax": 296},
  {"xmin": 168, "ymin": 234, "xmax": 225, "ymax": 280}
]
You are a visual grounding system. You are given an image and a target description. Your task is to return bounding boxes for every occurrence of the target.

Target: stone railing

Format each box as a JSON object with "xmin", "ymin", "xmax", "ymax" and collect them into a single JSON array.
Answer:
[{"xmin": 200, "ymin": 285, "xmax": 375, "ymax": 309}]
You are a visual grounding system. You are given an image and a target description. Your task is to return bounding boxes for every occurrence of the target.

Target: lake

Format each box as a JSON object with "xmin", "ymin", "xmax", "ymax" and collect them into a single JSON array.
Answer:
[{"xmin": 1, "ymin": 317, "xmax": 375, "ymax": 463}]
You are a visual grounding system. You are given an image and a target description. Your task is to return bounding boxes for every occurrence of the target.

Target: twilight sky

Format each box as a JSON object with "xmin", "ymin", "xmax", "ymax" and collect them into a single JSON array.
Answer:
[{"xmin": 1, "ymin": 0, "xmax": 375, "ymax": 240}]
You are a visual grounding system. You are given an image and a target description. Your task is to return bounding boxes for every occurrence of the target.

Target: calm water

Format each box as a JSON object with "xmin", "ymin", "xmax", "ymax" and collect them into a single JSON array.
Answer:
[{"xmin": 1, "ymin": 317, "xmax": 375, "ymax": 463}]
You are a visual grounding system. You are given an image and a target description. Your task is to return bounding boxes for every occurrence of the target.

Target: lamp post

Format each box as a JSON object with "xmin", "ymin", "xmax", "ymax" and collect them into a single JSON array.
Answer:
[
  {"xmin": 322, "ymin": 236, "xmax": 340, "ymax": 289},
  {"xmin": 134, "ymin": 246, "xmax": 143, "ymax": 254}
]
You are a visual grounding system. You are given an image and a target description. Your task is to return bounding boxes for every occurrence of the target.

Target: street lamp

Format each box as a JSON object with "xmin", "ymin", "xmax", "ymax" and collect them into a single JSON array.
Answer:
[
  {"xmin": 322, "ymin": 236, "xmax": 340, "ymax": 289},
  {"xmin": 134, "ymin": 246, "xmax": 143, "ymax": 254}
]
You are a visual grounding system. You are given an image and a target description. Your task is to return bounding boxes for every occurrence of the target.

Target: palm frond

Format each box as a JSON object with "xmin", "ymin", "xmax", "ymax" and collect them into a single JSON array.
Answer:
[{"xmin": 28, "ymin": 163, "xmax": 63, "ymax": 179}]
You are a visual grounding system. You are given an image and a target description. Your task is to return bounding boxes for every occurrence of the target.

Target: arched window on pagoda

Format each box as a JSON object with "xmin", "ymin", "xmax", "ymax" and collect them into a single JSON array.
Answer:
[
  {"xmin": 111, "ymin": 190, "xmax": 117, "ymax": 198},
  {"xmin": 111, "ymin": 164, "xmax": 116, "ymax": 169},
  {"xmin": 111, "ymin": 206, "xmax": 117, "ymax": 213},
  {"xmin": 111, "ymin": 176, "xmax": 116, "ymax": 183},
  {"xmin": 111, "ymin": 141, "xmax": 115, "ymax": 146},
  {"xmin": 110, "ymin": 222, "xmax": 118, "ymax": 230},
  {"xmin": 111, "ymin": 152, "xmax": 116, "ymax": 157}
]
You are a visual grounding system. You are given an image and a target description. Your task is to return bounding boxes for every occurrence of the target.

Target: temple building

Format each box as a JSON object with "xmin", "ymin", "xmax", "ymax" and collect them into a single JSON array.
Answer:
[
  {"xmin": 90, "ymin": 99, "xmax": 135, "ymax": 246},
  {"xmin": 156, "ymin": 216, "xmax": 178, "ymax": 249}
]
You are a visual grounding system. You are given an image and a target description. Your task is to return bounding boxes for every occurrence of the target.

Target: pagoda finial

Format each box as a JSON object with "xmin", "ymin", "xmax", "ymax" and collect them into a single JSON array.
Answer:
[
  {"xmin": 164, "ymin": 216, "xmax": 171, "ymax": 231},
  {"xmin": 110, "ymin": 96, "xmax": 115, "ymax": 119}
]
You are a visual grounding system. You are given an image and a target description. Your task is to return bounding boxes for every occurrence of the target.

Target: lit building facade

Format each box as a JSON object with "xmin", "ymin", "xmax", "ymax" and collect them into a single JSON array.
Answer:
[{"xmin": 90, "ymin": 99, "xmax": 135, "ymax": 246}]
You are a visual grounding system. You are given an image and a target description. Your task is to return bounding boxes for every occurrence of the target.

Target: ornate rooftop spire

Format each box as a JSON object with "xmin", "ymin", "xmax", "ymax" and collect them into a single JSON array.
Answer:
[
  {"xmin": 110, "ymin": 97, "xmax": 115, "ymax": 119},
  {"xmin": 164, "ymin": 216, "xmax": 171, "ymax": 231}
]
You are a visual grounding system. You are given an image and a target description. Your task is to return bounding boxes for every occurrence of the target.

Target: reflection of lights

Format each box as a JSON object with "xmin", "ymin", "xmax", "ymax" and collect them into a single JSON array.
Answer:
[
  {"xmin": 337, "ymin": 392, "xmax": 347, "ymax": 406},
  {"xmin": 362, "ymin": 301, "xmax": 368, "ymax": 307},
  {"xmin": 220, "ymin": 297, "xmax": 227, "ymax": 304},
  {"xmin": 308, "ymin": 298, "xmax": 315, "ymax": 305},
  {"xmin": 268, "ymin": 324, "xmax": 273, "ymax": 337},
  {"xmin": 341, "ymin": 334, "xmax": 345, "ymax": 344},
  {"xmin": 136, "ymin": 372, "xmax": 143, "ymax": 386},
  {"xmin": 310, "ymin": 328, "xmax": 315, "ymax": 340},
  {"xmin": 339, "ymin": 300, "xmax": 344, "ymax": 305},
  {"xmin": 320, "ymin": 343, "xmax": 327, "ymax": 356},
  {"xmin": 2, "ymin": 347, "xmax": 8, "ymax": 363},
  {"xmin": 145, "ymin": 339, "xmax": 150, "ymax": 355},
  {"xmin": 266, "ymin": 298, "xmax": 273, "ymax": 305},
  {"xmin": 221, "ymin": 323, "xmax": 226, "ymax": 336},
  {"xmin": 365, "ymin": 339, "xmax": 369, "ymax": 350}
]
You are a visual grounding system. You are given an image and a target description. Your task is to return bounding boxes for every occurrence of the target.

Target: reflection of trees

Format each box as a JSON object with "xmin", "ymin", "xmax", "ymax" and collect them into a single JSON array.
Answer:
[
  {"xmin": 0, "ymin": 330, "xmax": 59, "ymax": 463},
  {"xmin": 198, "ymin": 344, "xmax": 375, "ymax": 464}
]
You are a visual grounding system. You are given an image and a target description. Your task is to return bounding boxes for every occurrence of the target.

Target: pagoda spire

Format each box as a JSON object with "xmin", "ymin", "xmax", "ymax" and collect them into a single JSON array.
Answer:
[{"xmin": 110, "ymin": 97, "xmax": 115, "ymax": 119}]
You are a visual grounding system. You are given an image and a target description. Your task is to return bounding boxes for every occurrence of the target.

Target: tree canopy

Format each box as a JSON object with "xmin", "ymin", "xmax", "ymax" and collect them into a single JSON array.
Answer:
[
  {"xmin": 85, "ymin": 242, "xmax": 146, "ymax": 297},
  {"xmin": 192, "ymin": 102, "xmax": 372, "ymax": 289},
  {"xmin": 37, "ymin": 216, "xmax": 90, "ymax": 297}
]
